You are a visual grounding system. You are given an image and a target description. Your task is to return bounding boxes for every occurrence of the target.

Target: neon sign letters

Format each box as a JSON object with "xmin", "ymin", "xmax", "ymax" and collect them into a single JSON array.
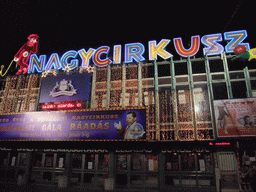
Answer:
[
  {"xmin": 209, "ymin": 142, "xmax": 230, "ymax": 146},
  {"xmin": 41, "ymin": 102, "xmax": 82, "ymax": 110},
  {"xmin": 28, "ymin": 30, "xmax": 250, "ymax": 74}
]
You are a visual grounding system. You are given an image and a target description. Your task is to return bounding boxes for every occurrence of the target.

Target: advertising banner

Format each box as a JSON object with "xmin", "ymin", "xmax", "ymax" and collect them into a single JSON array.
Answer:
[
  {"xmin": 39, "ymin": 73, "xmax": 91, "ymax": 103},
  {"xmin": 214, "ymin": 98, "xmax": 256, "ymax": 137},
  {"xmin": 0, "ymin": 107, "xmax": 147, "ymax": 141}
]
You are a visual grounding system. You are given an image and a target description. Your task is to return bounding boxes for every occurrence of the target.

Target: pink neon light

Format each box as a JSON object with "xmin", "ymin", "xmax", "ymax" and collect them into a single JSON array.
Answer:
[
  {"xmin": 42, "ymin": 102, "xmax": 82, "ymax": 110},
  {"xmin": 209, "ymin": 142, "xmax": 230, "ymax": 146}
]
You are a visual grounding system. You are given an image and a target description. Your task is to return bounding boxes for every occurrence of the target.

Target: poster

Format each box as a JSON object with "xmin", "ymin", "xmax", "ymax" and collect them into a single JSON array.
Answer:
[
  {"xmin": 214, "ymin": 98, "xmax": 256, "ymax": 137},
  {"xmin": 0, "ymin": 107, "xmax": 147, "ymax": 141}
]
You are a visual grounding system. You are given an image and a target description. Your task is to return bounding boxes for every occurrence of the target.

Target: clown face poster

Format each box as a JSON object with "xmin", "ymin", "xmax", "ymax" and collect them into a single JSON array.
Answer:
[{"xmin": 214, "ymin": 98, "xmax": 256, "ymax": 137}]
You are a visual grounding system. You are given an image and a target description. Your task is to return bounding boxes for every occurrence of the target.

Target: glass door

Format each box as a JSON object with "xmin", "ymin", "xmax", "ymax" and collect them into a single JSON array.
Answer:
[{"xmin": 115, "ymin": 153, "xmax": 159, "ymax": 190}]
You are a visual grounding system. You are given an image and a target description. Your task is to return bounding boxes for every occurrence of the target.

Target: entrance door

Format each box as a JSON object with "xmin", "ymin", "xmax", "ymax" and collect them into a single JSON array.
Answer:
[
  {"xmin": 115, "ymin": 153, "xmax": 159, "ymax": 190},
  {"xmin": 216, "ymin": 152, "xmax": 240, "ymax": 192}
]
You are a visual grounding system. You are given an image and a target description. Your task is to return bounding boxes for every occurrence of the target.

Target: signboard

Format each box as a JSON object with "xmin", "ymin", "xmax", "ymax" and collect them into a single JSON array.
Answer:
[
  {"xmin": 27, "ymin": 30, "xmax": 250, "ymax": 74},
  {"xmin": 214, "ymin": 98, "xmax": 256, "ymax": 137},
  {"xmin": 39, "ymin": 73, "xmax": 91, "ymax": 103},
  {"xmin": 0, "ymin": 107, "xmax": 147, "ymax": 141}
]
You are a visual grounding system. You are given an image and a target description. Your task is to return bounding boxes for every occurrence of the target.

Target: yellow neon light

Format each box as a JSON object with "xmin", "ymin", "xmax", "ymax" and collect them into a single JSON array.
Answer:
[
  {"xmin": 206, "ymin": 37, "xmax": 219, "ymax": 52},
  {"xmin": 227, "ymin": 33, "xmax": 243, "ymax": 49},
  {"xmin": 0, "ymin": 60, "xmax": 15, "ymax": 77}
]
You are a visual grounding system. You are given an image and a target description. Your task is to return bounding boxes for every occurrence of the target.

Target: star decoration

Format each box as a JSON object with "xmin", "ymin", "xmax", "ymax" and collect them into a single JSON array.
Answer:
[
  {"xmin": 41, "ymin": 69, "xmax": 57, "ymax": 77},
  {"xmin": 62, "ymin": 65, "xmax": 72, "ymax": 73},
  {"xmin": 79, "ymin": 66, "xmax": 94, "ymax": 73}
]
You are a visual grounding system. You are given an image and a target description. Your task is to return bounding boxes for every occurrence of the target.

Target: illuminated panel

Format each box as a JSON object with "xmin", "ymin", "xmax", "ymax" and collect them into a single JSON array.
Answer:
[
  {"xmin": 28, "ymin": 54, "xmax": 46, "ymax": 73},
  {"xmin": 173, "ymin": 35, "xmax": 200, "ymax": 57},
  {"xmin": 125, "ymin": 43, "xmax": 145, "ymax": 63},
  {"xmin": 224, "ymin": 30, "xmax": 250, "ymax": 53},
  {"xmin": 78, "ymin": 48, "xmax": 95, "ymax": 68},
  {"xmin": 148, "ymin": 39, "xmax": 173, "ymax": 60},
  {"xmin": 60, "ymin": 50, "xmax": 79, "ymax": 71},
  {"xmin": 93, "ymin": 46, "xmax": 112, "ymax": 67},
  {"xmin": 201, "ymin": 33, "xmax": 224, "ymax": 56},
  {"xmin": 113, "ymin": 45, "xmax": 121, "ymax": 64},
  {"xmin": 44, "ymin": 53, "xmax": 63, "ymax": 71},
  {"xmin": 209, "ymin": 142, "xmax": 230, "ymax": 146},
  {"xmin": 42, "ymin": 102, "xmax": 82, "ymax": 110}
]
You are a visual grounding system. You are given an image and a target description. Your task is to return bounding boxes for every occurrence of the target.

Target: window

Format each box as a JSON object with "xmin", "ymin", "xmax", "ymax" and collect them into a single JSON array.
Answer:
[
  {"xmin": 70, "ymin": 173, "xmax": 81, "ymax": 186},
  {"xmin": 194, "ymin": 84, "xmax": 211, "ymax": 122},
  {"xmin": 0, "ymin": 151, "xmax": 9, "ymax": 166},
  {"xmin": 111, "ymin": 66, "xmax": 122, "ymax": 81},
  {"xmin": 98, "ymin": 154, "xmax": 108, "ymax": 171},
  {"xmin": 251, "ymin": 80, "xmax": 256, "ymax": 97},
  {"xmin": 56, "ymin": 153, "xmax": 65, "ymax": 168},
  {"xmin": 116, "ymin": 154, "xmax": 127, "ymax": 171},
  {"xmin": 158, "ymin": 64, "xmax": 170, "ymax": 77},
  {"xmin": 176, "ymin": 85, "xmax": 195, "ymax": 141},
  {"xmin": 166, "ymin": 153, "xmax": 179, "ymax": 171},
  {"xmin": 159, "ymin": 88, "xmax": 173, "ymax": 123},
  {"xmin": 126, "ymin": 65, "xmax": 138, "ymax": 79},
  {"xmin": 181, "ymin": 153, "xmax": 196, "ymax": 171},
  {"xmin": 18, "ymin": 153, "xmax": 28, "ymax": 166},
  {"xmin": 72, "ymin": 153, "xmax": 82, "ymax": 169},
  {"xmin": 165, "ymin": 152, "xmax": 214, "ymax": 173},
  {"xmin": 231, "ymin": 81, "xmax": 247, "ymax": 98},
  {"xmin": 177, "ymin": 85, "xmax": 193, "ymax": 122},
  {"xmin": 33, "ymin": 153, "xmax": 42, "ymax": 167},
  {"xmin": 0, "ymin": 78, "xmax": 6, "ymax": 91},
  {"xmin": 229, "ymin": 72, "xmax": 244, "ymax": 79},
  {"xmin": 45, "ymin": 153, "xmax": 54, "ymax": 167},
  {"xmin": 175, "ymin": 62, "xmax": 188, "ymax": 75},
  {"xmin": 145, "ymin": 154, "xmax": 158, "ymax": 172},
  {"xmin": 209, "ymin": 59, "xmax": 224, "ymax": 72},
  {"xmin": 84, "ymin": 154, "xmax": 95, "ymax": 170},
  {"xmin": 131, "ymin": 153, "xmax": 143, "ymax": 171},
  {"xmin": 192, "ymin": 60, "xmax": 206, "ymax": 73},
  {"xmin": 130, "ymin": 174, "xmax": 143, "ymax": 186},
  {"xmin": 10, "ymin": 152, "xmax": 18, "ymax": 166},
  {"xmin": 227, "ymin": 58, "xmax": 245, "ymax": 71},
  {"xmin": 193, "ymin": 74, "xmax": 207, "ymax": 82},
  {"xmin": 197, "ymin": 153, "xmax": 213, "ymax": 172},
  {"xmin": 142, "ymin": 65, "xmax": 154, "ymax": 78},
  {"xmin": 212, "ymin": 83, "xmax": 228, "ymax": 100},
  {"xmin": 96, "ymin": 68, "xmax": 107, "ymax": 82}
]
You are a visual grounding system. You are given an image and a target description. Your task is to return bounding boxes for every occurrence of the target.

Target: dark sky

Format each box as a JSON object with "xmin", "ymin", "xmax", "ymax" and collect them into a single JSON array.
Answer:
[{"xmin": 1, "ymin": 0, "xmax": 255, "ymax": 73}]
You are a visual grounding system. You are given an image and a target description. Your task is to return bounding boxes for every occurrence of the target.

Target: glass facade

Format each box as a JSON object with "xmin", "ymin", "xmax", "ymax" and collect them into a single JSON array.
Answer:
[
  {"xmin": 0, "ymin": 53, "xmax": 255, "ymax": 191},
  {"xmin": 1, "ymin": 54, "xmax": 255, "ymax": 141},
  {"xmin": 86, "ymin": 54, "xmax": 253, "ymax": 142}
]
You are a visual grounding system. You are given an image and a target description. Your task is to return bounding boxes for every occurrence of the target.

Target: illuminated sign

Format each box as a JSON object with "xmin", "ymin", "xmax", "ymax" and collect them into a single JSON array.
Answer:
[
  {"xmin": 39, "ymin": 73, "xmax": 91, "ymax": 103},
  {"xmin": 28, "ymin": 30, "xmax": 250, "ymax": 74},
  {"xmin": 0, "ymin": 107, "xmax": 147, "ymax": 141},
  {"xmin": 209, "ymin": 142, "xmax": 231, "ymax": 146},
  {"xmin": 41, "ymin": 102, "xmax": 82, "ymax": 110}
]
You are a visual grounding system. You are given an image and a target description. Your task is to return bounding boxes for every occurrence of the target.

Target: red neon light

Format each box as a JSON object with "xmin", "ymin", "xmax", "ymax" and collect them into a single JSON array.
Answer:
[
  {"xmin": 215, "ymin": 142, "xmax": 230, "ymax": 146},
  {"xmin": 42, "ymin": 102, "xmax": 82, "ymax": 110},
  {"xmin": 209, "ymin": 142, "xmax": 230, "ymax": 146}
]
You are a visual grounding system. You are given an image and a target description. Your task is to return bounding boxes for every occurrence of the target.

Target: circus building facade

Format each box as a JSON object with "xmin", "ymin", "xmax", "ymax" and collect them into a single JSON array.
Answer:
[{"xmin": 0, "ymin": 30, "xmax": 256, "ymax": 191}]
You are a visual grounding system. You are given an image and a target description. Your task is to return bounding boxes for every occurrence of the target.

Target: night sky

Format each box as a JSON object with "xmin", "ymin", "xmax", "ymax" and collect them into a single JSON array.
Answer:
[{"xmin": 1, "ymin": 0, "xmax": 256, "ymax": 74}]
